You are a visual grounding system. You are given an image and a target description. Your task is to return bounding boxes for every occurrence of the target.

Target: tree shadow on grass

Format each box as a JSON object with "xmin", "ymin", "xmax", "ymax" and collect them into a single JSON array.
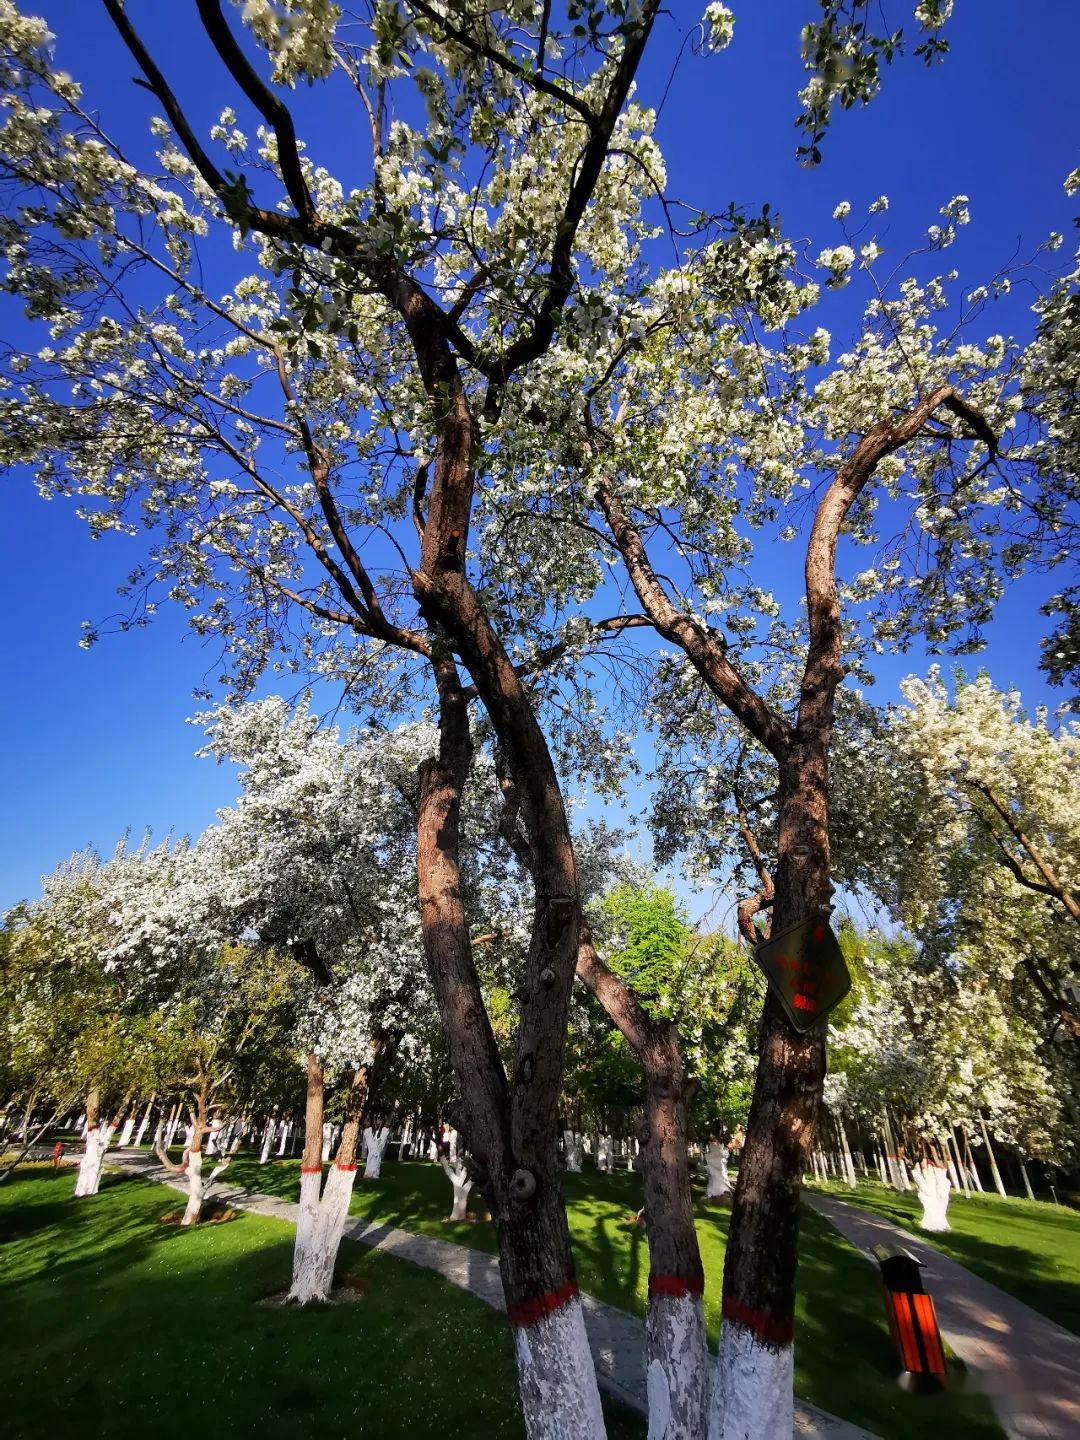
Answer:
[{"xmin": 3, "ymin": 1168, "xmax": 583, "ymax": 1440}]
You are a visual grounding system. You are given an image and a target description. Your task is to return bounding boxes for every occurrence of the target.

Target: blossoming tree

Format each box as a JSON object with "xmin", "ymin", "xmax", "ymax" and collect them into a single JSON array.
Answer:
[{"xmin": 2, "ymin": 1, "xmax": 1067, "ymax": 1434}]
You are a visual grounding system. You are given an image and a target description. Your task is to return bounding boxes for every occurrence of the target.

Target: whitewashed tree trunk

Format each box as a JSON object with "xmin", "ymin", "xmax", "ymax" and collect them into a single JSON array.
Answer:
[
  {"xmin": 646, "ymin": 1289, "xmax": 710, "ymax": 1440},
  {"xmin": 277, "ymin": 1119, "xmax": 290, "ymax": 1157},
  {"xmin": 322, "ymin": 1122, "xmax": 336, "ymax": 1164},
  {"xmin": 118, "ymin": 1112, "xmax": 137, "ymax": 1148},
  {"xmin": 706, "ymin": 1142, "xmax": 731, "ymax": 1200},
  {"xmin": 133, "ymin": 1096, "xmax": 156, "ymax": 1148},
  {"xmin": 288, "ymin": 1162, "xmax": 359, "ymax": 1303},
  {"xmin": 912, "ymin": 1160, "xmax": 952, "ymax": 1232},
  {"xmin": 259, "ymin": 1116, "xmax": 276, "ymax": 1165},
  {"xmin": 835, "ymin": 1119, "xmax": 857, "ymax": 1188},
  {"xmin": 74, "ymin": 1123, "xmax": 114, "ymax": 1197},
  {"xmin": 708, "ymin": 1319, "xmax": 793, "ymax": 1440},
  {"xmin": 398, "ymin": 1120, "xmax": 412, "ymax": 1162},
  {"xmin": 948, "ymin": 1131, "xmax": 971, "ymax": 1197},
  {"xmin": 563, "ymin": 1130, "xmax": 583, "ymax": 1173},
  {"xmin": 363, "ymin": 1125, "xmax": 390, "ymax": 1179},
  {"xmin": 165, "ymin": 1112, "xmax": 181, "ymax": 1149},
  {"xmin": 979, "ymin": 1114, "xmax": 1008, "ymax": 1198},
  {"xmin": 626, "ymin": 1138, "xmax": 637, "ymax": 1171},
  {"xmin": 963, "ymin": 1127, "xmax": 985, "ymax": 1191},
  {"xmin": 180, "ymin": 1149, "xmax": 204, "ymax": 1226},
  {"xmin": 514, "ymin": 1293, "xmax": 605, "ymax": 1439},
  {"xmin": 596, "ymin": 1135, "xmax": 613, "ymax": 1173},
  {"xmin": 441, "ymin": 1156, "xmax": 473, "ymax": 1220},
  {"xmin": 1019, "ymin": 1159, "xmax": 1036, "ymax": 1201}
]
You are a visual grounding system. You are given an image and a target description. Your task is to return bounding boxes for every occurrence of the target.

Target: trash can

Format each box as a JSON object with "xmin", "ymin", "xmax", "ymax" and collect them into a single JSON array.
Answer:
[{"xmin": 873, "ymin": 1244, "xmax": 946, "ymax": 1383}]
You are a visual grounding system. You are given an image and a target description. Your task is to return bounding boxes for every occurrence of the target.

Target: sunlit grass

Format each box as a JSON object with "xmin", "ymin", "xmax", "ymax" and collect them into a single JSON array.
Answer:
[
  {"xmin": 811, "ymin": 1175, "xmax": 1080, "ymax": 1337},
  {"xmin": 228, "ymin": 1154, "xmax": 1004, "ymax": 1440},
  {"xmin": 0, "ymin": 1165, "xmax": 642, "ymax": 1439}
]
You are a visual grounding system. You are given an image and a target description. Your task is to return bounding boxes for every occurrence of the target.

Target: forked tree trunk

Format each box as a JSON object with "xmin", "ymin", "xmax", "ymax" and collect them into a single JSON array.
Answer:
[
  {"xmin": 442, "ymin": 1156, "xmax": 474, "ymax": 1221},
  {"xmin": 912, "ymin": 1159, "xmax": 951, "ymax": 1231},
  {"xmin": 363, "ymin": 1125, "xmax": 390, "ymax": 1179},
  {"xmin": 74, "ymin": 1089, "xmax": 126, "ymax": 1197},
  {"xmin": 289, "ymin": 1044, "xmax": 387, "ymax": 1304},
  {"xmin": 415, "ymin": 658, "xmax": 604, "ymax": 1439}
]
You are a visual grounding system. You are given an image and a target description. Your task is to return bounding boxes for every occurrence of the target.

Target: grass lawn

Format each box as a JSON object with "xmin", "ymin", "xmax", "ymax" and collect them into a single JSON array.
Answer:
[
  {"xmin": 227, "ymin": 1154, "xmax": 1003, "ymax": 1440},
  {"xmin": 810, "ymin": 1176, "xmax": 1080, "ymax": 1338},
  {"xmin": 0, "ymin": 1166, "xmax": 642, "ymax": 1440}
]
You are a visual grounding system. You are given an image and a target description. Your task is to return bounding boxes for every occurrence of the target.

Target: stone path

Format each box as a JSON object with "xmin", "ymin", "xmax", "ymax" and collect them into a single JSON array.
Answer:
[
  {"xmin": 112, "ymin": 1152, "xmax": 875, "ymax": 1439},
  {"xmin": 806, "ymin": 1193, "xmax": 1080, "ymax": 1440}
]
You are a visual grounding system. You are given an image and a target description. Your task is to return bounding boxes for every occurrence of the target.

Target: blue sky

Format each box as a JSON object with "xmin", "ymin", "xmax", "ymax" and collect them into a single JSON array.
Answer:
[{"xmin": 1, "ymin": 1, "xmax": 1077, "ymax": 912}]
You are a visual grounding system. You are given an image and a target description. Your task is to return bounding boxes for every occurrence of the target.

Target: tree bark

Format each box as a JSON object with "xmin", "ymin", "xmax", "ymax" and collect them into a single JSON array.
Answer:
[{"xmin": 415, "ymin": 658, "xmax": 603, "ymax": 1438}]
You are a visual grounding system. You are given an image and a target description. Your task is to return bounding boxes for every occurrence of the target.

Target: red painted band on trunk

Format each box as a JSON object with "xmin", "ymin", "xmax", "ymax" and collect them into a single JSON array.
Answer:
[
  {"xmin": 300, "ymin": 1165, "xmax": 323, "ymax": 1174},
  {"xmin": 649, "ymin": 1273, "xmax": 705, "ymax": 1298},
  {"xmin": 722, "ymin": 1296, "xmax": 794, "ymax": 1346},
  {"xmin": 334, "ymin": 1162, "xmax": 358, "ymax": 1171},
  {"xmin": 507, "ymin": 1281, "xmax": 580, "ymax": 1327}
]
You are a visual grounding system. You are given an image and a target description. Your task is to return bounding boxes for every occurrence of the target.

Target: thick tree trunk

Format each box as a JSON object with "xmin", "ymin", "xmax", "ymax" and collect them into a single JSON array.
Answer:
[
  {"xmin": 641, "ymin": 1072, "xmax": 709, "ymax": 1440},
  {"xmin": 712, "ymin": 758, "xmax": 828, "ymax": 1440},
  {"xmin": 912, "ymin": 1160, "xmax": 952, "ymax": 1231},
  {"xmin": 415, "ymin": 658, "xmax": 604, "ymax": 1439},
  {"xmin": 180, "ymin": 1147, "xmax": 205, "ymax": 1226}
]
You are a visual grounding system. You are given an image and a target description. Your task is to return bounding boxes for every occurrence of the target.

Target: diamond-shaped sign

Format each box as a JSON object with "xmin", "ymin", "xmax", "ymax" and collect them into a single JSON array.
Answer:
[{"xmin": 754, "ymin": 917, "xmax": 852, "ymax": 1033}]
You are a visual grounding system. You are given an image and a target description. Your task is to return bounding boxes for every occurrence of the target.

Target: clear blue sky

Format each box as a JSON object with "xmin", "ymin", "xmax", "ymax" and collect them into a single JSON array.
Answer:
[{"xmin": 1, "ymin": 1, "xmax": 1077, "ymax": 911}]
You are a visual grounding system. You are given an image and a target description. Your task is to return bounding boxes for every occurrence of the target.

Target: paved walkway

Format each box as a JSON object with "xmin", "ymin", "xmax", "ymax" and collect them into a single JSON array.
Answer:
[
  {"xmin": 112, "ymin": 1152, "xmax": 875, "ymax": 1440},
  {"xmin": 806, "ymin": 1193, "xmax": 1080, "ymax": 1440}
]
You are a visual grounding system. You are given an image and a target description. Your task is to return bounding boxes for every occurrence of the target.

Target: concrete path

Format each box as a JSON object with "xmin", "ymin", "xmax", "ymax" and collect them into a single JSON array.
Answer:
[
  {"xmin": 806, "ymin": 1193, "xmax": 1080, "ymax": 1440},
  {"xmin": 111, "ymin": 1152, "xmax": 876, "ymax": 1440}
]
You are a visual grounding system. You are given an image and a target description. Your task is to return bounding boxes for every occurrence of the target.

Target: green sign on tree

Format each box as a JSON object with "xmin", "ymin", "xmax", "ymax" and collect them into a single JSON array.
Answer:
[{"xmin": 754, "ymin": 918, "xmax": 852, "ymax": 1033}]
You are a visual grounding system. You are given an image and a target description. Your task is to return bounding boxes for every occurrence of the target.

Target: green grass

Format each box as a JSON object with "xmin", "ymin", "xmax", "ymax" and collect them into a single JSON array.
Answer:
[
  {"xmin": 0, "ymin": 1166, "xmax": 642, "ymax": 1440},
  {"xmin": 227, "ymin": 1154, "xmax": 1004, "ymax": 1440},
  {"xmin": 810, "ymin": 1176, "xmax": 1080, "ymax": 1338}
]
